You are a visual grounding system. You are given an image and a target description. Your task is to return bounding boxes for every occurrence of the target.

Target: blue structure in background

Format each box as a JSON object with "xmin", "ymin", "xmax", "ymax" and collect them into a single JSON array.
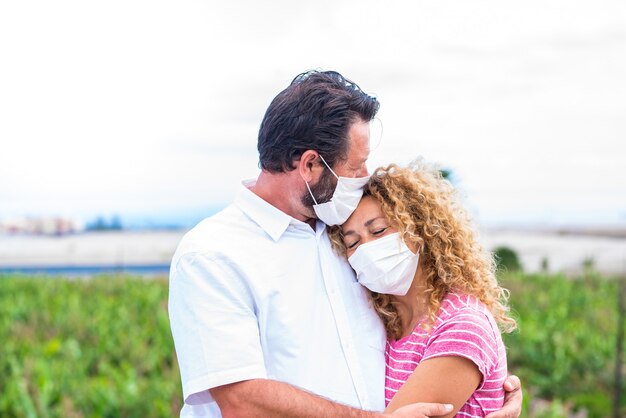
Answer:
[{"xmin": 0, "ymin": 264, "xmax": 170, "ymax": 276}]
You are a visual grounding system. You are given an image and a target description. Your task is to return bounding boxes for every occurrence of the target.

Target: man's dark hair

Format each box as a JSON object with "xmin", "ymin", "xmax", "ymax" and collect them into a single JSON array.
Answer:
[{"xmin": 258, "ymin": 70, "xmax": 380, "ymax": 173}]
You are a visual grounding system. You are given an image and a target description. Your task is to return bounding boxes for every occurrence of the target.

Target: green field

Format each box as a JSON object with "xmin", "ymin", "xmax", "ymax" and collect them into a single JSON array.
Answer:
[
  {"xmin": 0, "ymin": 272, "xmax": 624, "ymax": 418},
  {"xmin": 0, "ymin": 275, "xmax": 181, "ymax": 418},
  {"xmin": 500, "ymin": 272, "xmax": 624, "ymax": 417}
]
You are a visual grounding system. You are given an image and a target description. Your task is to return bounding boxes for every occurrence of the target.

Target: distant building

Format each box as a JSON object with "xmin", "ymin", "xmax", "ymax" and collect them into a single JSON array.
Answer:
[{"xmin": 0, "ymin": 217, "xmax": 85, "ymax": 236}]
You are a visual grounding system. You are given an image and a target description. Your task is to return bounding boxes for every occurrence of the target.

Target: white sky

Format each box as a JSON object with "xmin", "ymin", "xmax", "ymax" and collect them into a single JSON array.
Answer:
[{"xmin": 1, "ymin": 0, "xmax": 625, "ymax": 227}]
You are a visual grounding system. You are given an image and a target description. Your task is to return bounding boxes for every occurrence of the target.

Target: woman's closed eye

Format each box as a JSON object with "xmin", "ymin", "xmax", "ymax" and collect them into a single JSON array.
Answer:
[
  {"xmin": 372, "ymin": 227, "xmax": 389, "ymax": 236},
  {"xmin": 345, "ymin": 239, "xmax": 360, "ymax": 249}
]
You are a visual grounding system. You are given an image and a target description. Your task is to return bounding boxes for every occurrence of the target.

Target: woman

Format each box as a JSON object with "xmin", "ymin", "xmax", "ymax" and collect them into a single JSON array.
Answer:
[{"xmin": 329, "ymin": 160, "xmax": 517, "ymax": 417}]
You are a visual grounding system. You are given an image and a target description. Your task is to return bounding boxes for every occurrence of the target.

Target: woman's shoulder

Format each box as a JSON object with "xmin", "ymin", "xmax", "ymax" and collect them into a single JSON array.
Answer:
[
  {"xmin": 430, "ymin": 292, "xmax": 506, "ymax": 364},
  {"xmin": 440, "ymin": 292, "xmax": 488, "ymax": 313},
  {"xmin": 424, "ymin": 292, "xmax": 506, "ymax": 378},
  {"xmin": 435, "ymin": 292, "xmax": 499, "ymax": 334}
]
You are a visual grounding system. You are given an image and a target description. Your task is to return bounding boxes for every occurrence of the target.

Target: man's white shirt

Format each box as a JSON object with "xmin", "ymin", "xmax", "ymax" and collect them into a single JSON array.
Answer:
[{"xmin": 168, "ymin": 181, "xmax": 387, "ymax": 417}]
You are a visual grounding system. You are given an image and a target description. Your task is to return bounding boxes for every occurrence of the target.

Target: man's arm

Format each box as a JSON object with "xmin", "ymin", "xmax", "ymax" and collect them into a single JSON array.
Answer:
[{"xmin": 211, "ymin": 378, "xmax": 453, "ymax": 418}]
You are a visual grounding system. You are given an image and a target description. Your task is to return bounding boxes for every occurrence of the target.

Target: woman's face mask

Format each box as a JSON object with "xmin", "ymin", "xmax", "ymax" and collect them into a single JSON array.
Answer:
[
  {"xmin": 341, "ymin": 196, "xmax": 419, "ymax": 295},
  {"xmin": 348, "ymin": 232, "xmax": 419, "ymax": 295}
]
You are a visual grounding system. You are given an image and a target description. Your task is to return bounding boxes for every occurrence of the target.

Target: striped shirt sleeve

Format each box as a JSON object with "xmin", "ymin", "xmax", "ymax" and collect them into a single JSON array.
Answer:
[{"xmin": 421, "ymin": 307, "xmax": 499, "ymax": 383}]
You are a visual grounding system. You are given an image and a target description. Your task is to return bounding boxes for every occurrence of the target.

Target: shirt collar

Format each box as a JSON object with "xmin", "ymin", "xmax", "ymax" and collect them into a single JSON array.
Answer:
[{"xmin": 234, "ymin": 179, "xmax": 313, "ymax": 242}]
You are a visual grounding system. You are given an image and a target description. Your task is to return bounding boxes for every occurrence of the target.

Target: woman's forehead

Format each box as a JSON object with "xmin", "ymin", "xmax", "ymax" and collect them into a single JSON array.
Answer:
[{"xmin": 342, "ymin": 196, "xmax": 385, "ymax": 231}]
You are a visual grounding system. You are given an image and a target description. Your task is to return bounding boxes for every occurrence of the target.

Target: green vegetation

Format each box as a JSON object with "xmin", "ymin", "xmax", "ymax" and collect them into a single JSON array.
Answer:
[
  {"xmin": 0, "ymin": 275, "xmax": 181, "ymax": 418},
  {"xmin": 501, "ymin": 271, "xmax": 625, "ymax": 418},
  {"xmin": 0, "ymin": 272, "xmax": 624, "ymax": 417},
  {"xmin": 494, "ymin": 245, "xmax": 523, "ymax": 272}
]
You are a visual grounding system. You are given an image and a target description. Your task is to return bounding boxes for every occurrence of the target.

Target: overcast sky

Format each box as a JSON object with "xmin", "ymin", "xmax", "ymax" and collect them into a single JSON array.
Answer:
[{"xmin": 1, "ymin": 0, "xmax": 625, "ymax": 227}]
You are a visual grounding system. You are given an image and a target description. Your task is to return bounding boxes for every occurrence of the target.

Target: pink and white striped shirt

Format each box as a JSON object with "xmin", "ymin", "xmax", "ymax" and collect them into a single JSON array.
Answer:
[{"xmin": 385, "ymin": 293, "xmax": 507, "ymax": 417}]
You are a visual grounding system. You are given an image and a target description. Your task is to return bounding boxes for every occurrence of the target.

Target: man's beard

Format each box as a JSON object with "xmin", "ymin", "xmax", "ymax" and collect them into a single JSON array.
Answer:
[{"xmin": 301, "ymin": 168, "xmax": 337, "ymax": 208}]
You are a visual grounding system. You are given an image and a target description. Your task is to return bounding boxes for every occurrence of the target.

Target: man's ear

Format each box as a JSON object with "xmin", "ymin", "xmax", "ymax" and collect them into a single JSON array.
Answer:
[{"xmin": 297, "ymin": 150, "xmax": 322, "ymax": 182}]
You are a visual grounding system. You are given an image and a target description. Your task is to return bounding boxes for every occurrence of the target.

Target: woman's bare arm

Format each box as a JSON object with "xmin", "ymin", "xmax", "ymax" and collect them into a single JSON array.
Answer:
[
  {"xmin": 211, "ymin": 378, "xmax": 454, "ymax": 418},
  {"xmin": 384, "ymin": 356, "xmax": 481, "ymax": 418}
]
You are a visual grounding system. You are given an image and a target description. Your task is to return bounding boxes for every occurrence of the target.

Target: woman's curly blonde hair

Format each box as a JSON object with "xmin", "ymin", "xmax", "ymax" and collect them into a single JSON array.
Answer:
[{"xmin": 328, "ymin": 159, "xmax": 517, "ymax": 340}]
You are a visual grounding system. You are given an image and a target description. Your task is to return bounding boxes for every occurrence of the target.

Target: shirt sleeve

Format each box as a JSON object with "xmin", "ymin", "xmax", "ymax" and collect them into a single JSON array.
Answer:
[
  {"xmin": 421, "ymin": 308, "xmax": 499, "ymax": 386},
  {"xmin": 168, "ymin": 252, "xmax": 267, "ymax": 405}
]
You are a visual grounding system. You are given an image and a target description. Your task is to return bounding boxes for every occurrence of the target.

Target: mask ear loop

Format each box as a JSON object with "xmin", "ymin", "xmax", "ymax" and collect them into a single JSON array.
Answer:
[
  {"xmin": 303, "ymin": 179, "xmax": 319, "ymax": 205},
  {"xmin": 301, "ymin": 152, "xmax": 326, "ymax": 206},
  {"xmin": 317, "ymin": 154, "xmax": 340, "ymax": 179},
  {"xmin": 401, "ymin": 231, "xmax": 422, "ymax": 255}
]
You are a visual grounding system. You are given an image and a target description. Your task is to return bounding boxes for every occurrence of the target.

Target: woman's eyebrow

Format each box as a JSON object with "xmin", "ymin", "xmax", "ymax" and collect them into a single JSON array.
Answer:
[
  {"xmin": 342, "ymin": 217, "xmax": 386, "ymax": 237},
  {"xmin": 364, "ymin": 216, "xmax": 386, "ymax": 227}
]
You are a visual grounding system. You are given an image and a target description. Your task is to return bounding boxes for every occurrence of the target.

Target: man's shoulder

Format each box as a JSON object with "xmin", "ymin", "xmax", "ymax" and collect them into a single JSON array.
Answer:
[{"xmin": 173, "ymin": 203, "xmax": 258, "ymax": 260}]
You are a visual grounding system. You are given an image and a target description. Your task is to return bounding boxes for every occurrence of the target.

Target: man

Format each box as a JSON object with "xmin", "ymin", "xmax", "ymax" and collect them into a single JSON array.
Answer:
[{"xmin": 168, "ymin": 70, "xmax": 522, "ymax": 417}]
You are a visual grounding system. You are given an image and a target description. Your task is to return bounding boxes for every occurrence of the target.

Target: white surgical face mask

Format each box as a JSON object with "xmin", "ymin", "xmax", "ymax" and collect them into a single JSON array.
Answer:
[
  {"xmin": 303, "ymin": 155, "xmax": 369, "ymax": 226},
  {"xmin": 348, "ymin": 232, "xmax": 419, "ymax": 296}
]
